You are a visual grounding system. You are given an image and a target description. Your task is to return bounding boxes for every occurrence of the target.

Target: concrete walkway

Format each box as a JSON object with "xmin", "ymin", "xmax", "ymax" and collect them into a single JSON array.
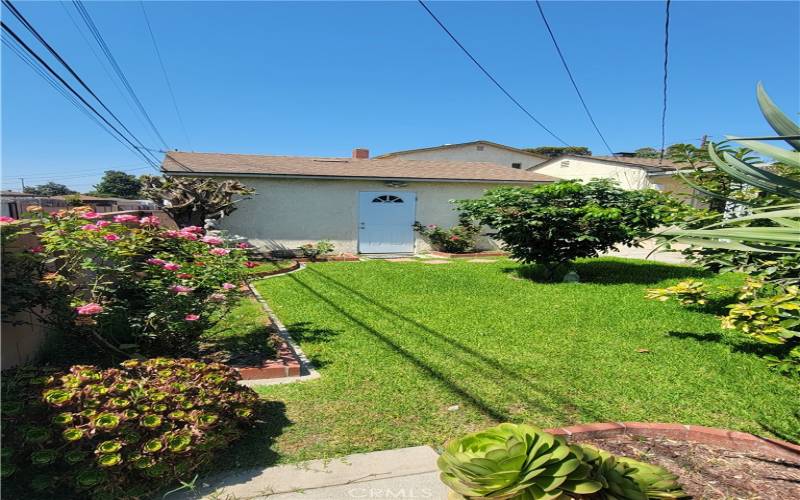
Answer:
[
  {"xmin": 601, "ymin": 240, "xmax": 687, "ymax": 265},
  {"xmin": 179, "ymin": 446, "xmax": 447, "ymax": 499}
]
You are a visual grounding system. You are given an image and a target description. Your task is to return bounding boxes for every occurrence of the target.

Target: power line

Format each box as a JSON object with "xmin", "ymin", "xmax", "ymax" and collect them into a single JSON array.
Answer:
[
  {"xmin": 71, "ymin": 0, "xmax": 170, "ymax": 150},
  {"xmin": 534, "ymin": 0, "xmax": 615, "ymax": 156},
  {"xmin": 0, "ymin": 21, "xmax": 161, "ymax": 171},
  {"xmin": 659, "ymin": 0, "xmax": 671, "ymax": 166},
  {"xmin": 139, "ymin": 1, "xmax": 193, "ymax": 151},
  {"xmin": 2, "ymin": 0, "xmax": 162, "ymax": 168},
  {"xmin": 416, "ymin": 0, "xmax": 569, "ymax": 146},
  {"xmin": 2, "ymin": 166, "xmax": 151, "ymax": 182}
]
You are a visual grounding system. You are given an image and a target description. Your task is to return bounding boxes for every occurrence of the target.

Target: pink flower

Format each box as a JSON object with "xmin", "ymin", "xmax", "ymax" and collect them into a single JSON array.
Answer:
[
  {"xmin": 222, "ymin": 283, "xmax": 236, "ymax": 290},
  {"xmin": 208, "ymin": 293, "xmax": 226, "ymax": 302},
  {"xmin": 81, "ymin": 224, "xmax": 100, "ymax": 231},
  {"xmin": 103, "ymin": 234, "xmax": 120, "ymax": 242},
  {"xmin": 76, "ymin": 303, "xmax": 104, "ymax": 315},
  {"xmin": 139, "ymin": 215, "xmax": 160, "ymax": 226},
  {"xmin": 28, "ymin": 245, "xmax": 44, "ymax": 254},
  {"xmin": 201, "ymin": 235, "xmax": 224, "ymax": 245},
  {"xmin": 184, "ymin": 314, "xmax": 200, "ymax": 322},
  {"xmin": 209, "ymin": 248, "xmax": 230, "ymax": 256},
  {"xmin": 449, "ymin": 235, "xmax": 460, "ymax": 241},
  {"xmin": 82, "ymin": 212, "xmax": 101, "ymax": 220},
  {"xmin": 244, "ymin": 261, "xmax": 259, "ymax": 268},
  {"xmin": 178, "ymin": 231, "xmax": 199, "ymax": 241},
  {"xmin": 169, "ymin": 285, "xmax": 194, "ymax": 294},
  {"xmin": 181, "ymin": 226, "xmax": 204, "ymax": 234},
  {"xmin": 236, "ymin": 242, "xmax": 251, "ymax": 249},
  {"xmin": 161, "ymin": 230, "xmax": 180, "ymax": 238},
  {"xmin": 426, "ymin": 224, "xmax": 437, "ymax": 229},
  {"xmin": 163, "ymin": 262, "xmax": 181, "ymax": 271},
  {"xmin": 0, "ymin": 216, "xmax": 15, "ymax": 223},
  {"xmin": 95, "ymin": 220, "xmax": 111, "ymax": 228},
  {"xmin": 146, "ymin": 258, "xmax": 166, "ymax": 266},
  {"xmin": 176, "ymin": 273, "xmax": 193, "ymax": 279},
  {"xmin": 113, "ymin": 214, "xmax": 139, "ymax": 223}
]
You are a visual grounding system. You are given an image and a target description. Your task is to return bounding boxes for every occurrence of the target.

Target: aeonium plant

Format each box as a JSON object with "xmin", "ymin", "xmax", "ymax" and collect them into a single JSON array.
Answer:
[{"xmin": 8, "ymin": 206, "xmax": 252, "ymax": 360}]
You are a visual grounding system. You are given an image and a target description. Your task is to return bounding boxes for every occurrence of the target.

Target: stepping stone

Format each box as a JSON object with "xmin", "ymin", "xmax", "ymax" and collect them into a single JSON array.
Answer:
[
  {"xmin": 468, "ymin": 259, "xmax": 496, "ymax": 263},
  {"xmin": 423, "ymin": 259, "xmax": 451, "ymax": 264}
]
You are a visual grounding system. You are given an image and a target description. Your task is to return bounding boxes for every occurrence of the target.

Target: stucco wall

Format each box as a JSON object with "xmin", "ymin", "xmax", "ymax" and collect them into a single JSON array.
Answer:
[
  {"xmin": 531, "ymin": 157, "xmax": 653, "ymax": 190},
  {"xmin": 214, "ymin": 177, "xmax": 530, "ymax": 253},
  {"xmin": 388, "ymin": 144, "xmax": 547, "ymax": 171}
]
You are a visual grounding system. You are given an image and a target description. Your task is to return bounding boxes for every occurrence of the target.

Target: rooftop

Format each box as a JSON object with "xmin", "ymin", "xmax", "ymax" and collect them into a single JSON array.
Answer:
[
  {"xmin": 161, "ymin": 151, "xmax": 557, "ymax": 183},
  {"xmin": 374, "ymin": 140, "xmax": 549, "ymax": 160}
]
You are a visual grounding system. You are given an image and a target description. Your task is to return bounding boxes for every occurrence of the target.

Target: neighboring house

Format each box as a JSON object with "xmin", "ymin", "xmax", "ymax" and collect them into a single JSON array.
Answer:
[
  {"xmin": 375, "ymin": 140, "xmax": 549, "ymax": 171},
  {"xmin": 161, "ymin": 149, "xmax": 556, "ymax": 254},
  {"xmin": 0, "ymin": 191, "xmax": 155, "ymax": 217},
  {"xmin": 528, "ymin": 154, "xmax": 698, "ymax": 202}
]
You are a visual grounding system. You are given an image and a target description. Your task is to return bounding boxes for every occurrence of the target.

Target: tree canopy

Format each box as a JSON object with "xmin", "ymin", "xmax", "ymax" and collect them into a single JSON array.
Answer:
[
  {"xmin": 522, "ymin": 146, "xmax": 592, "ymax": 158},
  {"xmin": 23, "ymin": 182, "xmax": 76, "ymax": 196},
  {"xmin": 92, "ymin": 170, "xmax": 142, "ymax": 199}
]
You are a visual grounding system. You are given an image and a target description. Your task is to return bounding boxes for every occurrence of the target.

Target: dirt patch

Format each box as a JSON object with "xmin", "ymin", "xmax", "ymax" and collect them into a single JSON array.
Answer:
[
  {"xmin": 467, "ymin": 258, "xmax": 497, "ymax": 263},
  {"xmin": 576, "ymin": 433, "xmax": 800, "ymax": 499}
]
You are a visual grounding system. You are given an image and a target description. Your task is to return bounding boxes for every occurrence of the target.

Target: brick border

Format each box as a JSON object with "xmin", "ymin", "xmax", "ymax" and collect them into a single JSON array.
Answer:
[
  {"xmin": 545, "ymin": 422, "xmax": 800, "ymax": 461},
  {"xmin": 247, "ymin": 260, "xmax": 302, "ymax": 279},
  {"xmin": 296, "ymin": 253, "xmax": 360, "ymax": 263},
  {"xmin": 428, "ymin": 250, "xmax": 507, "ymax": 259},
  {"xmin": 236, "ymin": 341, "xmax": 301, "ymax": 380}
]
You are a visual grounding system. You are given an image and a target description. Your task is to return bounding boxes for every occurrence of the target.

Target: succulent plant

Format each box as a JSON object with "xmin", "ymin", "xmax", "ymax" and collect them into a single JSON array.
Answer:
[{"xmin": 437, "ymin": 423, "xmax": 602, "ymax": 499}]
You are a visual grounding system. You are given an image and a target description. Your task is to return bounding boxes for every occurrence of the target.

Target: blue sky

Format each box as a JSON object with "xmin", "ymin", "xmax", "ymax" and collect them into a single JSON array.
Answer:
[{"xmin": 2, "ymin": 1, "xmax": 798, "ymax": 192}]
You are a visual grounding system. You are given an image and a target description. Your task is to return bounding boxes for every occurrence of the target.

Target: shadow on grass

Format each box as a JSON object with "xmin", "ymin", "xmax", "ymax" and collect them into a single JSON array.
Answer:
[
  {"xmin": 503, "ymin": 258, "xmax": 712, "ymax": 285},
  {"xmin": 285, "ymin": 321, "xmax": 340, "ymax": 344},
  {"xmin": 758, "ymin": 408, "xmax": 800, "ymax": 445},
  {"xmin": 667, "ymin": 330, "xmax": 792, "ymax": 358},
  {"xmin": 209, "ymin": 400, "xmax": 291, "ymax": 471},
  {"xmin": 200, "ymin": 325, "xmax": 278, "ymax": 366}
]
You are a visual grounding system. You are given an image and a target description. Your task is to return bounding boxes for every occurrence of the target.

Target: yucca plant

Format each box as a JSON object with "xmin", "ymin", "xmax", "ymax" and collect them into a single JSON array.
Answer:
[{"xmin": 437, "ymin": 423, "xmax": 602, "ymax": 499}]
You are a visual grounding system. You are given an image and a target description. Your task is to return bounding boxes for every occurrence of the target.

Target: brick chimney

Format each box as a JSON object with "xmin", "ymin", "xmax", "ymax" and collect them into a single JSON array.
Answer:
[{"xmin": 352, "ymin": 148, "xmax": 369, "ymax": 159}]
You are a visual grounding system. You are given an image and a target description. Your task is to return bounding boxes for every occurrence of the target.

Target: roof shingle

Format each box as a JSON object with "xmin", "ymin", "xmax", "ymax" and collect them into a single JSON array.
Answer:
[{"xmin": 162, "ymin": 151, "xmax": 557, "ymax": 183}]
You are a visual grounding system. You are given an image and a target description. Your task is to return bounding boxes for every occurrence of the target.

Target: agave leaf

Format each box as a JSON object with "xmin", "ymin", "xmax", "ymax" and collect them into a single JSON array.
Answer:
[
  {"xmin": 757, "ymin": 82, "xmax": 800, "ymax": 150},
  {"xmin": 728, "ymin": 137, "xmax": 800, "ymax": 169},
  {"xmin": 560, "ymin": 479, "xmax": 604, "ymax": 494},
  {"xmin": 658, "ymin": 236, "xmax": 798, "ymax": 253},
  {"xmin": 541, "ymin": 458, "xmax": 580, "ymax": 477},
  {"xmin": 708, "ymin": 143, "xmax": 800, "ymax": 198},
  {"xmin": 660, "ymin": 227, "xmax": 800, "ymax": 244}
]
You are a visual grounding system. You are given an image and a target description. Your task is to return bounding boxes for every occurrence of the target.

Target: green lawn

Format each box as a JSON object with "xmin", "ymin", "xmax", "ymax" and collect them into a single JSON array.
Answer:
[{"xmin": 236, "ymin": 258, "xmax": 798, "ymax": 467}]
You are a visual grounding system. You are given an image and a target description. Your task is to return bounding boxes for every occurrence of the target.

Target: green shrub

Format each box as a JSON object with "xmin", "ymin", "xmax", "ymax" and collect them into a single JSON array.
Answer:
[
  {"xmin": 413, "ymin": 220, "xmax": 481, "ymax": 253},
  {"xmin": 299, "ymin": 240, "xmax": 335, "ymax": 259},
  {"xmin": 1, "ymin": 358, "xmax": 258, "ymax": 499},
  {"xmin": 646, "ymin": 279, "xmax": 710, "ymax": 306}
]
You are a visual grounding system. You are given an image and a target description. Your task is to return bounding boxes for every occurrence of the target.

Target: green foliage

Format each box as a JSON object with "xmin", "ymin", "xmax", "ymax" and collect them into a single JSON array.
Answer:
[
  {"xmin": 456, "ymin": 180, "xmax": 686, "ymax": 278},
  {"xmin": 633, "ymin": 147, "xmax": 661, "ymax": 159},
  {"xmin": 522, "ymin": 146, "xmax": 592, "ymax": 158},
  {"xmin": 1, "ymin": 359, "xmax": 258, "ymax": 500},
  {"xmin": 413, "ymin": 219, "xmax": 481, "ymax": 253},
  {"xmin": 0, "ymin": 207, "xmax": 249, "ymax": 360},
  {"xmin": 141, "ymin": 176, "xmax": 255, "ymax": 227},
  {"xmin": 92, "ymin": 170, "xmax": 142, "ymax": 199},
  {"xmin": 646, "ymin": 280, "xmax": 709, "ymax": 307},
  {"xmin": 23, "ymin": 182, "xmax": 77, "ymax": 197},
  {"xmin": 438, "ymin": 423, "xmax": 602, "ymax": 499},
  {"xmin": 299, "ymin": 240, "xmax": 336, "ymax": 259}
]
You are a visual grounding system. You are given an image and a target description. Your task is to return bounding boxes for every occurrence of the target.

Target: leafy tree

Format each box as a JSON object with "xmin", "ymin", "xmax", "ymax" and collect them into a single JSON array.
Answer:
[
  {"xmin": 23, "ymin": 182, "xmax": 76, "ymax": 196},
  {"xmin": 522, "ymin": 146, "xmax": 592, "ymax": 158},
  {"xmin": 92, "ymin": 170, "xmax": 142, "ymax": 199},
  {"xmin": 633, "ymin": 147, "xmax": 660, "ymax": 158},
  {"xmin": 456, "ymin": 179, "xmax": 685, "ymax": 279},
  {"xmin": 141, "ymin": 176, "xmax": 255, "ymax": 227}
]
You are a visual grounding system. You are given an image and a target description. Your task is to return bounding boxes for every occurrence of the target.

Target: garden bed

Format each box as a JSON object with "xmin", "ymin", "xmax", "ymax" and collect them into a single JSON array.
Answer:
[
  {"xmin": 428, "ymin": 250, "xmax": 507, "ymax": 258},
  {"xmin": 246, "ymin": 259, "xmax": 301, "ymax": 278}
]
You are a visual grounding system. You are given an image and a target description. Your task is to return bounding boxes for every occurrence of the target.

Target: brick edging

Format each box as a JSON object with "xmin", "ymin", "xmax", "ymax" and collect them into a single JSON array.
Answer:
[
  {"xmin": 429, "ymin": 251, "xmax": 507, "ymax": 259},
  {"xmin": 247, "ymin": 260, "xmax": 302, "ymax": 279},
  {"xmin": 236, "ymin": 341, "xmax": 301, "ymax": 380},
  {"xmin": 545, "ymin": 422, "xmax": 800, "ymax": 461}
]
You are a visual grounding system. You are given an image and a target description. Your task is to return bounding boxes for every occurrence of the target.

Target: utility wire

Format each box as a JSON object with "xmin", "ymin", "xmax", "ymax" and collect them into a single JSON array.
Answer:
[
  {"xmin": 3, "ymin": 0, "xmax": 162, "ymax": 167},
  {"xmin": 1, "ymin": 21, "xmax": 161, "ymax": 171},
  {"xmin": 534, "ymin": 0, "xmax": 615, "ymax": 156},
  {"xmin": 71, "ymin": 0, "xmax": 169, "ymax": 150},
  {"xmin": 139, "ymin": 1, "xmax": 193, "ymax": 151},
  {"xmin": 659, "ymin": 0, "xmax": 671, "ymax": 166},
  {"xmin": 417, "ymin": 0, "xmax": 569, "ymax": 146}
]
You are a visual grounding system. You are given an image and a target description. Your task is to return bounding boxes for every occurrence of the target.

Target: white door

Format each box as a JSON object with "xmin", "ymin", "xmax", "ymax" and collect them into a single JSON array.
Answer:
[{"xmin": 358, "ymin": 191, "xmax": 416, "ymax": 254}]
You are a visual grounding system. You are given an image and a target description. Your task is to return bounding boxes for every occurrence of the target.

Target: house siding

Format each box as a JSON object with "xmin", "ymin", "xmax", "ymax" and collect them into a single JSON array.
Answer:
[
  {"xmin": 211, "ymin": 177, "xmax": 529, "ymax": 253},
  {"xmin": 530, "ymin": 157, "xmax": 653, "ymax": 190},
  {"xmin": 388, "ymin": 144, "xmax": 547, "ymax": 171}
]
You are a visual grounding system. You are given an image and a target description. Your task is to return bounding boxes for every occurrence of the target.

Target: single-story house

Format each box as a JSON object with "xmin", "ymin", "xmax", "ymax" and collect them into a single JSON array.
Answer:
[
  {"xmin": 528, "ymin": 154, "xmax": 698, "ymax": 201},
  {"xmin": 161, "ymin": 149, "xmax": 556, "ymax": 254},
  {"xmin": 0, "ymin": 191, "xmax": 155, "ymax": 218},
  {"xmin": 374, "ymin": 140, "xmax": 549, "ymax": 171}
]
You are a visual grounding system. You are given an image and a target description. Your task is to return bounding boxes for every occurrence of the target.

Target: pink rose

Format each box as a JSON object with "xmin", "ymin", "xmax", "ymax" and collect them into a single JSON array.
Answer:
[
  {"xmin": 427, "ymin": 224, "xmax": 437, "ymax": 229},
  {"xmin": 146, "ymin": 258, "xmax": 166, "ymax": 266},
  {"xmin": 113, "ymin": 214, "xmax": 139, "ymax": 223},
  {"xmin": 449, "ymin": 235, "xmax": 460, "ymax": 241},
  {"xmin": 0, "ymin": 216, "xmax": 16, "ymax": 223},
  {"xmin": 236, "ymin": 242, "xmax": 251, "ymax": 249},
  {"xmin": 139, "ymin": 215, "xmax": 160, "ymax": 226},
  {"xmin": 179, "ymin": 231, "xmax": 199, "ymax": 241},
  {"xmin": 244, "ymin": 261, "xmax": 259, "ymax": 268},
  {"xmin": 82, "ymin": 212, "xmax": 101, "ymax": 220},
  {"xmin": 201, "ymin": 236, "xmax": 224, "ymax": 245},
  {"xmin": 169, "ymin": 285, "xmax": 194, "ymax": 294},
  {"xmin": 163, "ymin": 262, "xmax": 181, "ymax": 271},
  {"xmin": 222, "ymin": 283, "xmax": 236, "ymax": 290},
  {"xmin": 181, "ymin": 226, "xmax": 204, "ymax": 234},
  {"xmin": 81, "ymin": 224, "xmax": 99, "ymax": 231},
  {"xmin": 184, "ymin": 314, "xmax": 200, "ymax": 322},
  {"xmin": 28, "ymin": 245, "xmax": 44, "ymax": 254},
  {"xmin": 161, "ymin": 230, "xmax": 180, "ymax": 238},
  {"xmin": 209, "ymin": 248, "xmax": 230, "ymax": 256},
  {"xmin": 76, "ymin": 303, "xmax": 103, "ymax": 315},
  {"xmin": 208, "ymin": 293, "xmax": 226, "ymax": 302},
  {"xmin": 103, "ymin": 234, "xmax": 120, "ymax": 242},
  {"xmin": 95, "ymin": 220, "xmax": 111, "ymax": 228}
]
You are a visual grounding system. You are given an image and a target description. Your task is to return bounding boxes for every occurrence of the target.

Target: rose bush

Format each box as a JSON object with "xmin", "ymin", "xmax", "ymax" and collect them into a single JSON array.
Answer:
[
  {"xmin": 1, "ymin": 358, "xmax": 258, "ymax": 499},
  {"xmin": 0, "ymin": 207, "xmax": 251, "ymax": 360},
  {"xmin": 412, "ymin": 219, "xmax": 481, "ymax": 253}
]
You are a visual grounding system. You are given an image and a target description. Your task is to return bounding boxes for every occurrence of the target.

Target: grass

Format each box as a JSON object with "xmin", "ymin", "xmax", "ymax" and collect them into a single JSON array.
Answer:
[
  {"xmin": 200, "ymin": 297, "xmax": 277, "ymax": 364},
  {"xmin": 246, "ymin": 260, "xmax": 295, "ymax": 275},
  {"xmin": 235, "ymin": 257, "xmax": 799, "ymax": 467}
]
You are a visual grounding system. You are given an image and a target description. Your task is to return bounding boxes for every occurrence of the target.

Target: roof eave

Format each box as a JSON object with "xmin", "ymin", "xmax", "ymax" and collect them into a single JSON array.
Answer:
[{"xmin": 161, "ymin": 170, "xmax": 551, "ymax": 184}]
